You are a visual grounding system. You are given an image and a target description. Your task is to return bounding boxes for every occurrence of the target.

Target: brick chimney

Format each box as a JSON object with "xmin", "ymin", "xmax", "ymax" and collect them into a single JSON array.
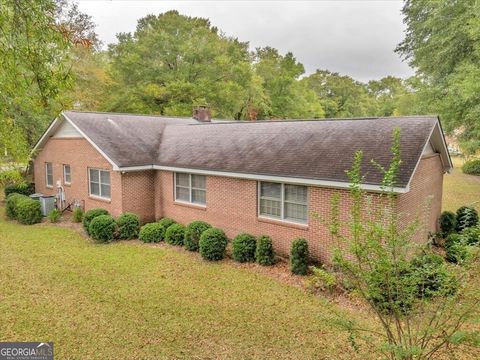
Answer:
[{"xmin": 193, "ymin": 105, "xmax": 211, "ymax": 122}]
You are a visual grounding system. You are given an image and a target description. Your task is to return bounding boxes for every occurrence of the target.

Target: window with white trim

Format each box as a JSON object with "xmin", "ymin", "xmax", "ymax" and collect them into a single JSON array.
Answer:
[
  {"xmin": 259, "ymin": 182, "xmax": 308, "ymax": 223},
  {"xmin": 45, "ymin": 162, "xmax": 53, "ymax": 187},
  {"xmin": 63, "ymin": 164, "xmax": 71, "ymax": 184},
  {"xmin": 88, "ymin": 168, "xmax": 111, "ymax": 199},
  {"xmin": 175, "ymin": 173, "xmax": 206, "ymax": 205}
]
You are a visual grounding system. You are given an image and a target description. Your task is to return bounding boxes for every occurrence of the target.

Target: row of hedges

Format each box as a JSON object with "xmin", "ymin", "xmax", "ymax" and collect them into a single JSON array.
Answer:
[
  {"xmin": 83, "ymin": 209, "xmax": 140, "ymax": 243},
  {"xmin": 6, "ymin": 193, "xmax": 42, "ymax": 225}
]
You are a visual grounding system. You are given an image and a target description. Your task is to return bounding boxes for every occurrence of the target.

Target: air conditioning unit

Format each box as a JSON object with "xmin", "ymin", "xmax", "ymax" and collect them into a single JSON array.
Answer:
[{"xmin": 39, "ymin": 196, "xmax": 56, "ymax": 216}]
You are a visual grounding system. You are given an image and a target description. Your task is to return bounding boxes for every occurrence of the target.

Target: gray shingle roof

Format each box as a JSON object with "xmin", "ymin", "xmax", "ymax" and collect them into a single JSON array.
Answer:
[{"xmin": 56, "ymin": 111, "xmax": 447, "ymax": 188}]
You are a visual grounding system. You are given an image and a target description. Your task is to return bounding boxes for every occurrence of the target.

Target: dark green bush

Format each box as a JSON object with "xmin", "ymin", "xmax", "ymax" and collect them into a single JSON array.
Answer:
[
  {"xmin": 72, "ymin": 208, "xmax": 83, "ymax": 223},
  {"xmin": 445, "ymin": 233, "xmax": 464, "ymax": 249},
  {"xmin": 462, "ymin": 159, "xmax": 480, "ymax": 175},
  {"xmin": 232, "ymin": 233, "xmax": 257, "ymax": 262},
  {"xmin": 199, "ymin": 228, "xmax": 228, "ymax": 261},
  {"xmin": 4, "ymin": 182, "xmax": 35, "ymax": 197},
  {"xmin": 165, "ymin": 223, "xmax": 185, "ymax": 246},
  {"xmin": 367, "ymin": 263, "xmax": 416, "ymax": 315},
  {"xmin": 255, "ymin": 235, "xmax": 275, "ymax": 266},
  {"xmin": 290, "ymin": 238, "xmax": 309, "ymax": 275},
  {"xmin": 446, "ymin": 243, "xmax": 468, "ymax": 264},
  {"xmin": 116, "ymin": 212, "xmax": 140, "ymax": 240},
  {"xmin": 456, "ymin": 206, "xmax": 479, "ymax": 232},
  {"xmin": 439, "ymin": 211, "xmax": 456, "ymax": 236},
  {"xmin": 184, "ymin": 220, "xmax": 211, "ymax": 251},
  {"xmin": 158, "ymin": 217, "xmax": 176, "ymax": 228},
  {"xmin": 461, "ymin": 226, "xmax": 480, "ymax": 246},
  {"xmin": 6, "ymin": 193, "xmax": 29, "ymax": 219},
  {"xmin": 16, "ymin": 198, "xmax": 42, "ymax": 225},
  {"xmin": 410, "ymin": 253, "xmax": 457, "ymax": 298},
  {"xmin": 89, "ymin": 215, "xmax": 116, "ymax": 243},
  {"xmin": 83, "ymin": 208, "xmax": 109, "ymax": 235},
  {"xmin": 48, "ymin": 208, "xmax": 61, "ymax": 223},
  {"xmin": 139, "ymin": 223, "xmax": 164, "ymax": 243}
]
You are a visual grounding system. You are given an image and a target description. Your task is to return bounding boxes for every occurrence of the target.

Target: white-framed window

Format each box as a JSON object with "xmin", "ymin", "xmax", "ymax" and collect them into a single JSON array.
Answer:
[
  {"xmin": 258, "ymin": 182, "xmax": 308, "ymax": 224},
  {"xmin": 63, "ymin": 164, "xmax": 71, "ymax": 185},
  {"xmin": 174, "ymin": 172, "xmax": 206, "ymax": 205},
  {"xmin": 45, "ymin": 162, "xmax": 53, "ymax": 188},
  {"xmin": 88, "ymin": 168, "xmax": 111, "ymax": 200}
]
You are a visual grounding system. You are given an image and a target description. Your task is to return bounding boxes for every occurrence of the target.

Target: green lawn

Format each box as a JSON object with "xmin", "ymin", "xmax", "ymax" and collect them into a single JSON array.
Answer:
[
  {"xmin": 443, "ymin": 156, "xmax": 480, "ymax": 212},
  {"xmin": 0, "ymin": 211, "xmax": 363, "ymax": 359}
]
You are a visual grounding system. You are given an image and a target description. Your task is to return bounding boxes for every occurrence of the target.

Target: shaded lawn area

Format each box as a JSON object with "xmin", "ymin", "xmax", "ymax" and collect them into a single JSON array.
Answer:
[
  {"xmin": 443, "ymin": 156, "xmax": 480, "ymax": 212},
  {"xmin": 0, "ymin": 210, "xmax": 362, "ymax": 359}
]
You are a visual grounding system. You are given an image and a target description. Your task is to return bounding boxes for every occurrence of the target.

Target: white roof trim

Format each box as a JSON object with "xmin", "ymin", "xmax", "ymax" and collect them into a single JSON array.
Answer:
[{"xmin": 117, "ymin": 164, "xmax": 409, "ymax": 193}]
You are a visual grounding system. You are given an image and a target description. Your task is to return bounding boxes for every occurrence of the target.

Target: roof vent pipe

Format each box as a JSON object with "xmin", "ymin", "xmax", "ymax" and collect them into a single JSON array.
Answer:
[{"xmin": 193, "ymin": 105, "xmax": 211, "ymax": 122}]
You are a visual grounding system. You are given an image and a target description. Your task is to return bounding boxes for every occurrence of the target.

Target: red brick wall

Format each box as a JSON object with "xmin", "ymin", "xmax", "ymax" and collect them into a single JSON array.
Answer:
[
  {"xmin": 33, "ymin": 138, "xmax": 123, "ymax": 217},
  {"xmin": 121, "ymin": 170, "xmax": 156, "ymax": 223},
  {"xmin": 396, "ymin": 154, "xmax": 444, "ymax": 242}
]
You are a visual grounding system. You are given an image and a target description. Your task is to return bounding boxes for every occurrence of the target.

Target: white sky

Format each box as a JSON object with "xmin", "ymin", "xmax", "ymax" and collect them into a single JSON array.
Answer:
[{"xmin": 78, "ymin": 0, "xmax": 414, "ymax": 82}]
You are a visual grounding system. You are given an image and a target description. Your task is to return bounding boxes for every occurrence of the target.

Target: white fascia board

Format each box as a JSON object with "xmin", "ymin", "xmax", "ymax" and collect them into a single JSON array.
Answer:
[
  {"xmin": 117, "ymin": 164, "xmax": 408, "ymax": 193},
  {"xmin": 61, "ymin": 112, "xmax": 120, "ymax": 170}
]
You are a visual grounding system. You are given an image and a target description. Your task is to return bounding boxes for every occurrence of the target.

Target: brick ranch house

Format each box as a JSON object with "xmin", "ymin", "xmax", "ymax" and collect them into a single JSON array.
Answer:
[{"xmin": 32, "ymin": 110, "xmax": 452, "ymax": 262}]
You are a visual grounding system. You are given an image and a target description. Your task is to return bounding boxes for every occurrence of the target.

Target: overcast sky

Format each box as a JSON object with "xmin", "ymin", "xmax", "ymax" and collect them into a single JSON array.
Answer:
[{"xmin": 78, "ymin": 0, "xmax": 414, "ymax": 82}]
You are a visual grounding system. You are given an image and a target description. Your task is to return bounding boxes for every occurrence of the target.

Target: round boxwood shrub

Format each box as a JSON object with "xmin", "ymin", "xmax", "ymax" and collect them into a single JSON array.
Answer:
[
  {"xmin": 456, "ymin": 206, "xmax": 479, "ymax": 232},
  {"xmin": 255, "ymin": 235, "xmax": 275, "ymax": 266},
  {"xmin": 232, "ymin": 233, "xmax": 257, "ymax": 262},
  {"xmin": 165, "ymin": 223, "xmax": 186, "ymax": 246},
  {"xmin": 89, "ymin": 215, "xmax": 116, "ymax": 243},
  {"xmin": 6, "ymin": 193, "xmax": 29, "ymax": 219},
  {"xmin": 184, "ymin": 221, "xmax": 211, "ymax": 251},
  {"xmin": 83, "ymin": 208, "xmax": 110, "ymax": 235},
  {"xmin": 72, "ymin": 208, "xmax": 84, "ymax": 223},
  {"xmin": 139, "ymin": 223, "xmax": 164, "ymax": 243},
  {"xmin": 290, "ymin": 238, "xmax": 309, "ymax": 275},
  {"xmin": 461, "ymin": 226, "xmax": 480, "ymax": 246},
  {"xmin": 16, "ymin": 197, "xmax": 42, "ymax": 225},
  {"xmin": 439, "ymin": 211, "xmax": 456, "ymax": 236},
  {"xmin": 199, "ymin": 228, "xmax": 228, "ymax": 261},
  {"xmin": 462, "ymin": 159, "xmax": 480, "ymax": 176},
  {"xmin": 116, "ymin": 212, "xmax": 140, "ymax": 240},
  {"xmin": 158, "ymin": 217, "xmax": 176, "ymax": 229},
  {"xmin": 445, "ymin": 233, "xmax": 464, "ymax": 249},
  {"xmin": 446, "ymin": 243, "xmax": 468, "ymax": 264}
]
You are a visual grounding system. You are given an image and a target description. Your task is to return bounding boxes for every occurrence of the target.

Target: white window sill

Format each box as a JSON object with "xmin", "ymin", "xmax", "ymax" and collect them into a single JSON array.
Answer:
[
  {"xmin": 174, "ymin": 200, "xmax": 206, "ymax": 210},
  {"xmin": 257, "ymin": 216, "xmax": 308, "ymax": 229},
  {"xmin": 89, "ymin": 194, "xmax": 111, "ymax": 203}
]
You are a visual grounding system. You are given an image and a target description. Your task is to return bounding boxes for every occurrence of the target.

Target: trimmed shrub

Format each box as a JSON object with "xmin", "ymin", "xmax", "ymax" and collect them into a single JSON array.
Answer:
[
  {"xmin": 410, "ymin": 253, "xmax": 456, "ymax": 298},
  {"xmin": 462, "ymin": 159, "xmax": 480, "ymax": 175},
  {"xmin": 255, "ymin": 235, "xmax": 275, "ymax": 266},
  {"xmin": 462, "ymin": 226, "xmax": 480, "ymax": 246},
  {"xmin": 445, "ymin": 233, "xmax": 464, "ymax": 249},
  {"xmin": 165, "ymin": 223, "xmax": 185, "ymax": 246},
  {"xmin": 290, "ymin": 238, "xmax": 309, "ymax": 275},
  {"xmin": 232, "ymin": 233, "xmax": 257, "ymax": 262},
  {"xmin": 446, "ymin": 243, "xmax": 468, "ymax": 264},
  {"xmin": 439, "ymin": 211, "xmax": 456, "ymax": 236},
  {"xmin": 89, "ymin": 215, "xmax": 116, "ymax": 243},
  {"xmin": 199, "ymin": 228, "xmax": 228, "ymax": 261},
  {"xmin": 116, "ymin": 212, "xmax": 140, "ymax": 240},
  {"xmin": 48, "ymin": 208, "xmax": 61, "ymax": 223},
  {"xmin": 184, "ymin": 221, "xmax": 211, "ymax": 251},
  {"xmin": 158, "ymin": 217, "xmax": 176, "ymax": 228},
  {"xmin": 6, "ymin": 193, "xmax": 29, "ymax": 219},
  {"xmin": 139, "ymin": 222, "xmax": 164, "ymax": 243},
  {"xmin": 83, "ymin": 208, "xmax": 109, "ymax": 235},
  {"xmin": 4, "ymin": 182, "xmax": 34, "ymax": 197},
  {"xmin": 456, "ymin": 206, "xmax": 479, "ymax": 232},
  {"xmin": 72, "ymin": 208, "xmax": 84, "ymax": 223},
  {"xmin": 16, "ymin": 198, "xmax": 42, "ymax": 225}
]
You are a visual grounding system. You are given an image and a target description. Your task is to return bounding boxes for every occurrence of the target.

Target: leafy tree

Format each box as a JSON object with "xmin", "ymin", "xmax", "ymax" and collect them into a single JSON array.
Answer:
[
  {"xmin": 367, "ymin": 76, "xmax": 408, "ymax": 117},
  {"xmin": 326, "ymin": 129, "xmax": 480, "ymax": 358},
  {"xmin": 397, "ymin": 0, "xmax": 480, "ymax": 149}
]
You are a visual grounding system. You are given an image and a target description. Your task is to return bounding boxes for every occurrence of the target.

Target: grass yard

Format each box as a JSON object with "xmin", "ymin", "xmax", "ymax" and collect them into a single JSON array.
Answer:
[
  {"xmin": 0, "ymin": 209, "xmax": 365, "ymax": 359},
  {"xmin": 443, "ymin": 156, "xmax": 480, "ymax": 211}
]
